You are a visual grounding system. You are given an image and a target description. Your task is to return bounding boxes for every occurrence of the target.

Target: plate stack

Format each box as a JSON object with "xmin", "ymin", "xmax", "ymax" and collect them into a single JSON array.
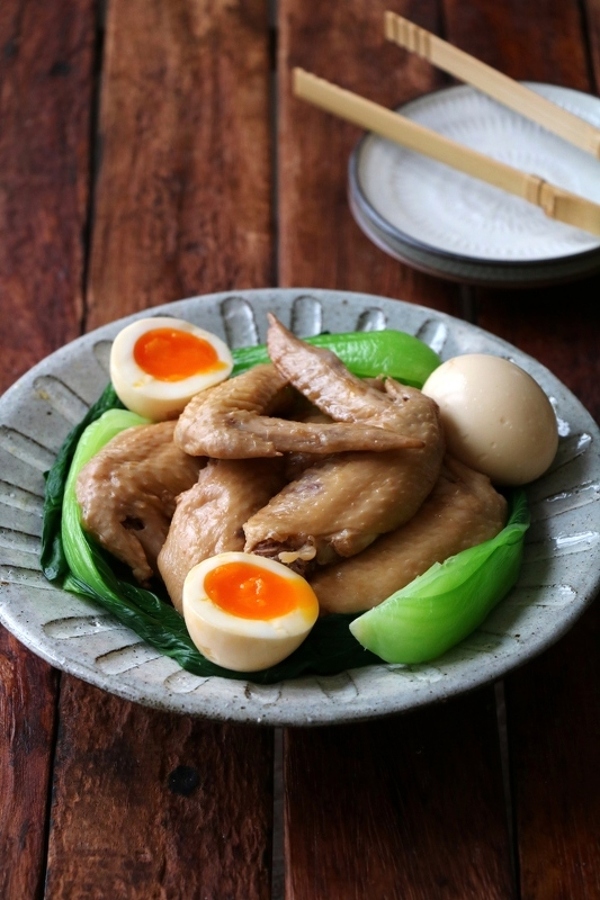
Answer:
[{"xmin": 348, "ymin": 83, "xmax": 600, "ymax": 286}]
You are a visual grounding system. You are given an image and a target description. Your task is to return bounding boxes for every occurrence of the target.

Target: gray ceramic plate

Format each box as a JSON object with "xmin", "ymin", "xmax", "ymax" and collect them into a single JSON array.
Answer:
[
  {"xmin": 0, "ymin": 289, "xmax": 598, "ymax": 726},
  {"xmin": 349, "ymin": 84, "xmax": 600, "ymax": 287}
]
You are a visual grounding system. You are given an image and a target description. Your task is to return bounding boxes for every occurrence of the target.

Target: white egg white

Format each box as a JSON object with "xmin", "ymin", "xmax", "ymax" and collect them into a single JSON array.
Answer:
[
  {"xmin": 110, "ymin": 316, "xmax": 233, "ymax": 420},
  {"xmin": 422, "ymin": 353, "xmax": 559, "ymax": 486},
  {"xmin": 182, "ymin": 552, "xmax": 320, "ymax": 672}
]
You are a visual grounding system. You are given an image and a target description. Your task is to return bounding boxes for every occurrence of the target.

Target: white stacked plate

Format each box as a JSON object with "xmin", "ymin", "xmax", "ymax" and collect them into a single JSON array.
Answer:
[{"xmin": 349, "ymin": 83, "xmax": 600, "ymax": 286}]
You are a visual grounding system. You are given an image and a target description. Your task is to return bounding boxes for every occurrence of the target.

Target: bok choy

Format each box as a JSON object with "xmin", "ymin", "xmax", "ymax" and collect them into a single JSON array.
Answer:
[
  {"xmin": 350, "ymin": 491, "xmax": 530, "ymax": 664},
  {"xmin": 41, "ymin": 336, "xmax": 529, "ymax": 682}
]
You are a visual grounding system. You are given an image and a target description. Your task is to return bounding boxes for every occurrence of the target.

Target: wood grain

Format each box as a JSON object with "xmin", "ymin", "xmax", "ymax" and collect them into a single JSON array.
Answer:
[
  {"xmin": 470, "ymin": 289, "xmax": 600, "ymax": 423},
  {"xmin": 87, "ymin": 0, "xmax": 275, "ymax": 328},
  {"xmin": 43, "ymin": 2, "xmax": 278, "ymax": 897},
  {"xmin": 507, "ymin": 606, "xmax": 600, "ymax": 898},
  {"xmin": 278, "ymin": 2, "xmax": 515, "ymax": 896},
  {"xmin": 587, "ymin": 0, "xmax": 600, "ymax": 89},
  {"xmin": 2, "ymin": 2, "xmax": 599, "ymax": 897},
  {"xmin": 277, "ymin": 0, "xmax": 460, "ymax": 312},
  {"xmin": 0, "ymin": 0, "xmax": 95, "ymax": 388},
  {"xmin": 45, "ymin": 682, "xmax": 273, "ymax": 900},
  {"xmin": 284, "ymin": 692, "xmax": 513, "ymax": 899},
  {"xmin": 0, "ymin": 631, "xmax": 58, "ymax": 900},
  {"xmin": 444, "ymin": 2, "xmax": 600, "ymax": 896},
  {"xmin": 444, "ymin": 0, "xmax": 591, "ymax": 91},
  {"xmin": 0, "ymin": 3, "xmax": 96, "ymax": 897}
]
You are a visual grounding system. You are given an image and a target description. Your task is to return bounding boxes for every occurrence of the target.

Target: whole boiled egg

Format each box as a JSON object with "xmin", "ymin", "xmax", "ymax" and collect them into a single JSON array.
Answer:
[
  {"xmin": 182, "ymin": 552, "xmax": 320, "ymax": 672},
  {"xmin": 422, "ymin": 353, "xmax": 558, "ymax": 486},
  {"xmin": 110, "ymin": 316, "xmax": 233, "ymax": 420}
]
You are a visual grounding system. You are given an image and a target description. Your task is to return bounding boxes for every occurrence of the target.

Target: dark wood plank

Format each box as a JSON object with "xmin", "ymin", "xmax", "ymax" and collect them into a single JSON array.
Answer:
[
  {"xmin": 470, "ymin": 290, "xmax": 600, "ymax": 423},
  {"xmin": 278, "ymin": 2, "xmax": 515, "ymax": 896},
  {"xmin": 44, "ymin": 2, "xmax": 277, "ymax": 896},
  {"xmin": 284, "ymin": 692, "xmax": 513, "ymax": 900},
  {"xmin": 507, "ymin": 606, "xmax": 600, "ymax": 898},
  {"xmin": 476, "ymin": 253, "xmax": 600, "ymax": 889},
  {"xmin": 444, "ymin": 0, "xmax": 590, "ymax": 89},
  {"xmin": 87, "ymin": 0, "xmax": 275, "ymax": 328},
  {"xmin": 0, "ymin": 631, "xmax": 58, "ymax": 899},
  {"xmin": 587, "ymin": 0, "xmax": 600, "ymax": 82},
  {"xmin": 45, "ymin": 682, "xmax": 273, "ymax": 900},
  {"xmin": 0, "ymin": 2, "xmax": 97, "ymax": 896},
  {"xmin": 0, "ymin": 0, "xmax": 95, "ymax": 385},
  {"xmin": 278, "ymin": 0, "xmax": 460, "ymax": 313},
  {"xmin": 444, "ymin": 2, "xmax": 600, "ymax": 896}
]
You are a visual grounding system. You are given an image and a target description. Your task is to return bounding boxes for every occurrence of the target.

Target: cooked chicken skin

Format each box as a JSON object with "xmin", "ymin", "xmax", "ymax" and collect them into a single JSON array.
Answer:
[
  {"xmin": 244, "ymin": 440, "xmax": 443, "ymax": 568},
  {"xmin": 174, "ymin": 363, "xmax": 423, "ymax": 460},
  {"xmin": 157, "ymin": 458, "xmax": 286, "ymax": 613},
  {"xmin": 244, "ymin": 319, "xmax": 445, "ymax": 565},
  {"xmin": 266, "ymin": 313, "xmax": 433, "ymax": 434},
  {"xmin": 76, "ymin": 421, "xmax": 203, "ymax": 584},
  {"xmin": 310, "ymin": 457, "xmax": 508, "ymax": 614}
]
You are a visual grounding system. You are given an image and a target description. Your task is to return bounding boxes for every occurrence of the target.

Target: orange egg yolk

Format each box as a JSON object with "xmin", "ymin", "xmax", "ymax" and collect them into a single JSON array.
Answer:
[
  {"xmin": 204, "ymin": 561, "xmax": 316, "ymax": 620},
  {"xmin": 133, "ymin": 327, "xmax": 228, "ymax": 382}
]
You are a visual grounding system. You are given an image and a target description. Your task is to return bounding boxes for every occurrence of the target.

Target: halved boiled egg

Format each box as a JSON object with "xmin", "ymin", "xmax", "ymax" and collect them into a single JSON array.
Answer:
[
  {"xmin": 182, "ymin": 552, "xmax": 320, "ymax": 672},
  {"xmin": 110, "ymin": 316, "xmax": 233, "ymax": 420}
]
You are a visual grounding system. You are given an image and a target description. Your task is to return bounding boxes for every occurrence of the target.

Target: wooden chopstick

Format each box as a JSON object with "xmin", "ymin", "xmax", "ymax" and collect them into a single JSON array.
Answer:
[
  {"xmin": 293, "ymin": 68, "xmax": 600, "ymax": 237},
  {"xmin": 384, "ymin": 12, "xmax": 600, "ymax": 159}
]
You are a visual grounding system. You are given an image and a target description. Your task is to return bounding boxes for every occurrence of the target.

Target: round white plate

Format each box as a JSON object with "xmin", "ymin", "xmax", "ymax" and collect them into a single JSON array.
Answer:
[
  {"xmin": 349, "ymin": 84, "xmax": 600, "ymax": 286},
  {"xmin": 0, "ymin": 289, "xmax": 599, "ymax": 726}
]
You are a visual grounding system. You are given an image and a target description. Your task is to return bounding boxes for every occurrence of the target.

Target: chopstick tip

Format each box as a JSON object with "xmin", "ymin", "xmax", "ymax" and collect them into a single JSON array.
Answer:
[
  {"xmin": 383, "ymin": 10, "xmax": 397, "ymax": 40},
  {"xmin": 292, "ymin": 67, "xmax": 307, "ymax": 95}
]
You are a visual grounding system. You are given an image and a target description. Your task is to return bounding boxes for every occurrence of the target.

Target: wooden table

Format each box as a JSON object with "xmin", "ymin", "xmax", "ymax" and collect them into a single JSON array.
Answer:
[{"xmin": 1, "ymin": 1, "xmax": 599, "ymax": 897}]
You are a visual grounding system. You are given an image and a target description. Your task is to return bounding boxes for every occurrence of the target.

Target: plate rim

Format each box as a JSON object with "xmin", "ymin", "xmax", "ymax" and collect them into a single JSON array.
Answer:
[
  {"xmin": 1, "ymin": 286, "xmax": 599, "ymax": 726},
  {"xmin": 348, "ymin": 82, "xmax": 600, "ymax": 286}
]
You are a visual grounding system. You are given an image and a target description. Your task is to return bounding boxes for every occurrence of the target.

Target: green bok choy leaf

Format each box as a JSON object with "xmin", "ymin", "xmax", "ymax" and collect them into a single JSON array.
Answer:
[
  {"xmin": 42, "ymin": 398, "xmax": 378, "ymax": 682},
  {"xmin": 349, "ymin": 490, "xmax": 530, "ymax": 664},
  {"xmin": 231, "ymin": 329, "xmax": 441, "ymax": 387},
  {"xmin": 41, "ymin": 328, "xmax": 528, "ymax": 682}
]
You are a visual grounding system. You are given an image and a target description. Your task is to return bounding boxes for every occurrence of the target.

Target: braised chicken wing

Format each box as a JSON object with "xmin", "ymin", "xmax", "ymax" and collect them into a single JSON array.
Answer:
[
  {"xmin": 244, "ymin": 317, "xmax": 445, "ymax": 566},
  {"xmin": 76, "ymin": 420, "xmax": 203, "ymax": 584},
  {"xmin": 158, "ymin": 458, "xmax": 286, "ymax": 613},
  {"xmin": 174, "ymin": 363, "xmax": 423, "ymax": 459},
  {"xmin": 310, "ymin": 457, "xmax": 508, "ymax": 614}
]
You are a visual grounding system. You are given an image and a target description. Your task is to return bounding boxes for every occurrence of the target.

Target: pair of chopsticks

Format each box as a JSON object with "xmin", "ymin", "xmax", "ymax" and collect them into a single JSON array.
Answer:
[{"xmin": 293, "ymin": 13, "xmax": 600, "ymax": 237}]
